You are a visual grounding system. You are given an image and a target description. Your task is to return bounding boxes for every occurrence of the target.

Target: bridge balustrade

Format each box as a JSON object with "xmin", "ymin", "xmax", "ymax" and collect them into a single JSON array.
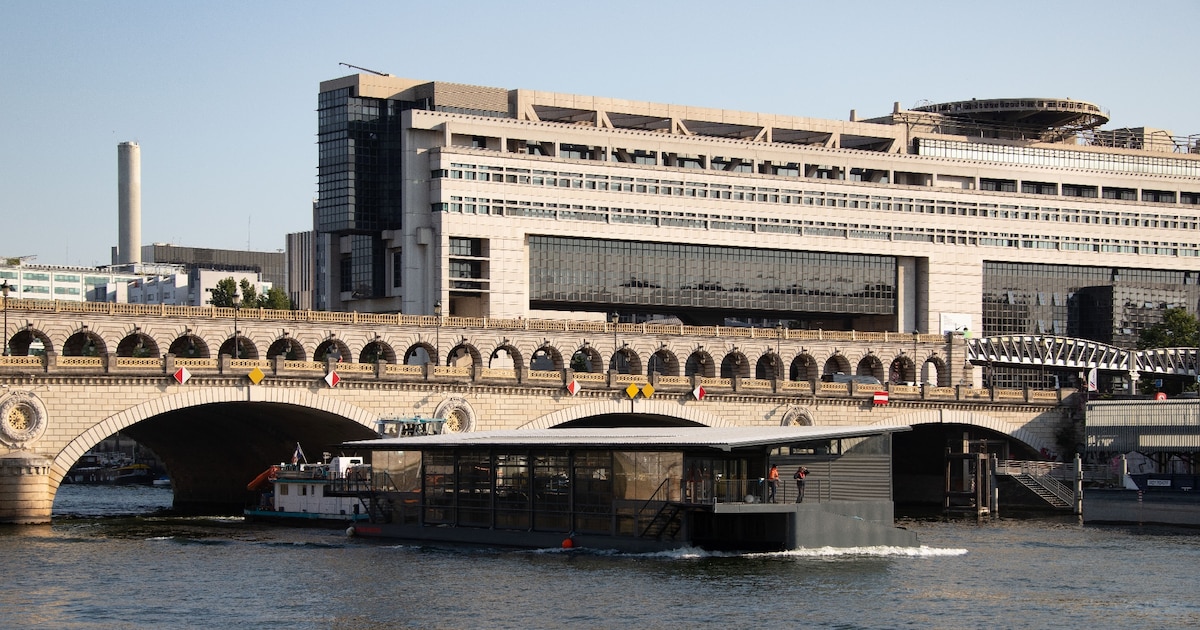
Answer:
[
  {"xmin": 526, "ymin": 370, "xmax": 561, "ymax": 382},
  {"xmin": 0, "ymin": 351, "xmax": 1068, "ymax": 407},
  {"xmin": 2, "ymin": 298, "xmax": 949, "ymax": 358},
  {"xmin": 1, "ymin": 297, "xmax": 1076, "ymax": 406},
  {"xmin": 282, "ymin": 360, "xmax": 323, "ymax": 372}
]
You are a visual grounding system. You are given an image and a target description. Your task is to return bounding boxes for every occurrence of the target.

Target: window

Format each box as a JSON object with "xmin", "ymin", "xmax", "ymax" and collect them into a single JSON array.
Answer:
[
  {"xmin": 980, "ymin": 178, "xmax": 1017, "ymax": 192},
  {"xmin": 1021, "ymin": 181, "xmax": 1057, "ymax": 195},
  {"xmin": 449, "ymin": 237, "xmax": 484, "ymax": 258}
]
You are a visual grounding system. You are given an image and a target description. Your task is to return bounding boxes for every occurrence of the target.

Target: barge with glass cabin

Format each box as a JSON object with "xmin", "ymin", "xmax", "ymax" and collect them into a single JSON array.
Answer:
[{"xmin": 342, "ymin": 424, "xmax": 918, "ymax": 551}]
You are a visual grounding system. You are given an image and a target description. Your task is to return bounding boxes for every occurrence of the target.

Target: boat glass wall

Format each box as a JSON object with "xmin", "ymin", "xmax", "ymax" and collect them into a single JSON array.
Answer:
[
  {"xmin": 532, "ymin": 451, "xmax": 570, "ymax": 532},
  {"xmin": 423, "ymin": 451, "xmax": 455, "ymax": 525},
  {"xmin": 572, "ymin": 451, "xmax": 613, "ymax": 534},
  {"xmin": 456, "ymin": 449, "xmax": 492, "ymax": 527},
  {"xmin": 494, "ymin": 452, "xmax": 530, "ymax": 530}
]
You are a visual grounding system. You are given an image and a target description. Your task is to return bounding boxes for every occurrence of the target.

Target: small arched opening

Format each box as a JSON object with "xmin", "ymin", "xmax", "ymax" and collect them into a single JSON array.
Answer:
[{"xmin": 168, "ymin": 334, "xmax": 210, "ymax": 359}]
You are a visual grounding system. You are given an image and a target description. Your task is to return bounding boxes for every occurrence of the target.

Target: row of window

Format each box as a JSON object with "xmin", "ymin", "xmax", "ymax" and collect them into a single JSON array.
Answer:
[
  {"xmin": 446, "ymin": 132, "xmax": 1200, "ymax": 204},
  {"xmin": 436, "ymin": 160, "xmax": 1200, "ymax": 230},
  {"xmin": 436, "ymin": 195, "xmax": 1200, "ymax": 257},
  {"xmin": 529, "ymin": 236, "xmax": 896, "ymax": 315},
  {"xmin": 918, "ymin": 138, "xmax": 1200, "ymax": 178}
]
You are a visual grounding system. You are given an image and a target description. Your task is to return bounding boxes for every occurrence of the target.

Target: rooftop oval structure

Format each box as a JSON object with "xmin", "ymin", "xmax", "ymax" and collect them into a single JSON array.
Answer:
[{"xmin": 913, "ymin": 97, "xmax": 1109, "ymax": 132}]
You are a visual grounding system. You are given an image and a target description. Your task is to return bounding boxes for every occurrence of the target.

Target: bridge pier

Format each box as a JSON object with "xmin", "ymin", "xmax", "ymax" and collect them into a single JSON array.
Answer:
[{"xmin": 0, "ymin": 451, "xmax": 52, "ymax": 524}]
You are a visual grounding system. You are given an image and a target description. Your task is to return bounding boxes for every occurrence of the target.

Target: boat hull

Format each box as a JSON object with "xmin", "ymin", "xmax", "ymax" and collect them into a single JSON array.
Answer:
[
  {"xmin": 244, "ymin": 508, "xmax": 370, "ymax": 527},
  {"xmin": 348, "ymin": 501, "xmax": 917, "ymax": 552}
]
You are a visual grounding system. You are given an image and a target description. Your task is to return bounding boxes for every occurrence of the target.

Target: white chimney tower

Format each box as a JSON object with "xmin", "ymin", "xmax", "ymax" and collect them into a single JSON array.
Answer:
[{"xmin": 117, "ymin": 141, "xmax": 142, "ymax": 265}]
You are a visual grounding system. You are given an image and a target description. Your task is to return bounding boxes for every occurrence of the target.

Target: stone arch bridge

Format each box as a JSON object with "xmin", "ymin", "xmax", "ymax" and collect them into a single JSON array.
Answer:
[{"xmin": 1, "ymin": 299, "xmax": 1081, "ymax": 523}]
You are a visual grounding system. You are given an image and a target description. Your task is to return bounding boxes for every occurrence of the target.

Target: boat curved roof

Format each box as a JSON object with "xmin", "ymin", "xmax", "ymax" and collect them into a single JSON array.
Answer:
[{"xmin": 346, "ymin": 425, "xmax": 910, "ymax": 452}]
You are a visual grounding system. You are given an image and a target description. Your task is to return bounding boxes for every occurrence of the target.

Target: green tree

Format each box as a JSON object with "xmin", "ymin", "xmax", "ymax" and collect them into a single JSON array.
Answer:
[
  {"xmin": 1138, "ymin": 307, "xmax": 1199, "ymax": 350},
  {"xmin": 209, "ymin": 277, "xmax": 286, "ymax": 308},
  {"xmin": 209, "ymin": 277, "xmax": 238, "ymax": 307},
  {"xmin": 237, "ymin": 279, "xmax": 260, "ymax": 307},
  {"xmin": 1137, "ymin": 308, "xmax": 1199, "ymax": 395},
  {"xmin": 260, "ymin": 287, "xmax": 292, "ymax": 310}
]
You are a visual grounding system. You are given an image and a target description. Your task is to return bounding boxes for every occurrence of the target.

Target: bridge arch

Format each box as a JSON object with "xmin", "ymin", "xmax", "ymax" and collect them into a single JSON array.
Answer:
[
  {"xmin": 856, "ymin": 353, "xmax": 884, "ymax": 382},
  {"xmin": 63, "ymin": 329, "xmax": 105, "ymax": 356},
  {"xmin": 267, "ymin": 336, "xmax": 306, "ymax": 361},
  {"xmin": 571, "ymin": 345, "xmax": 603, "ymax": 373},
  {"xmin": 529, "ymin": 344, "xmax": 563, "ymax": 371},
  {"xmin": 889, "ymin": 355, "xmax": 916, "ymax": 383},
  {"xmin": 448, "ymin": 342, "xmax": 481, "ymax": 368},
  {"xmin": 720, "ymin": 350, "xmax": 751, "ymax": 379},
  {"xmin": 685, "ymin": 349, "xmax": 716, "ymax": 377},
  {"xmin": 49, "ymin": 388, "xmax": 382, "ymax": 485},
  {"xmin": 822, "ymin": 353, "xmax": 851, "ymax": 377},
  {"xmin": 647, "ymin": 348, "xmax": 679, "ymax": 376},
  {"xmin": 870, "ymin": 409, "xmax": 1050, "ymax": 454},
  {"xmin": 404, "ymin": 342, "xmax": 434, "ymax": 365},
  {"xmin": 168, "ymin": 333, "xmax": 210, "ymax": 358},
  {"xmin": 610, "ymin": 346, "xmax": 641, "ymax": 374},
  {"xmin": 488, "ymin": 342, "xmax": 523, "ymax": 370},
  {"xmin": 922, "ymin": 354, "xmax": 949, "ymax": 386},
  {"xmin": 520, "ymin": 399, "xmax": 730, "ymax": 429},
  {"xmin": 315, "ymin": 338, "xmax": 350, "ymax": 363},
  {"xmin": 789, "ymin": 353, "xmax": 818, "ymax": 381},
  {"xmin": 219, "ymin": 335, "xmax": 259, "ymax": 359},
  {"xmin": 116, "ymin": 330, "xmax": 160, "ymax": 358},
  {"xmin": 359, "ymin": 339, "xmax": 395, "ymax": 364},
  {"xmin": 755, "ymin": 352, "xmax": 783, "ymax": 380},
  {"xmin": 8, "ymin": 326, "xmax": 52, "ymax": 356}
]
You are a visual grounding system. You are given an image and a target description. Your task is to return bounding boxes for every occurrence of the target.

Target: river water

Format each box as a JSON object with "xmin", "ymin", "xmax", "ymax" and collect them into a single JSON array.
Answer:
[{"xmin": 0, "ymin": 485, "xmax": 1197, "ymax": 629}]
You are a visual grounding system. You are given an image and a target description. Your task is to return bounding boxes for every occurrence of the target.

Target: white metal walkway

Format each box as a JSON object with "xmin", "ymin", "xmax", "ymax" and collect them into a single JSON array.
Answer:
[{"xmin": 966, "ymin": 336, "xmax": 1198, "ymax": 376}]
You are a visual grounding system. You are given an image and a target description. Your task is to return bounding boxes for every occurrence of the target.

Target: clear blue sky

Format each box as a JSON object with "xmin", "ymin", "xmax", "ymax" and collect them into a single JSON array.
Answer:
[{"xmin": 2, "ymin": 0, "xmax": 1196, "ymax": 268}]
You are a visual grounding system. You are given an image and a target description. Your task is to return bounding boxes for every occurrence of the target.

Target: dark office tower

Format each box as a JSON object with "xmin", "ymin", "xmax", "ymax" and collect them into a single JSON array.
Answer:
[{"xmin": 315, "ymin": 79, "xmax": 407, "ymax": 311}]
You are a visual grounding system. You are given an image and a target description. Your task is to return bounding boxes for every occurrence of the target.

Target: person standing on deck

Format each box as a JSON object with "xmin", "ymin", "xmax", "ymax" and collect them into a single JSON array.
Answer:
[
  {"xmin": 794, "ymin": 466, "xmax": 808, "ymax": 503},
  {"xmin": 767, "ymin": 464, "xmax": 780, "ymax": 503}
]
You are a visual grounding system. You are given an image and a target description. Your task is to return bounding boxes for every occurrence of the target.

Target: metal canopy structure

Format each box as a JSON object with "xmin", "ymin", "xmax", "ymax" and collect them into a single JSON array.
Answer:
[{"xmin": 347, "ymin": 425, "xmax": 910, "ymax": 452}]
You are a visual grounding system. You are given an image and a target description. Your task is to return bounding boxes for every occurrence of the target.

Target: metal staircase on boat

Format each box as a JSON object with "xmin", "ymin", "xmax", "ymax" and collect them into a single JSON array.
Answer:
[{"xmin": 640, "ymin": 502, "xmax": 685, "ymax": 540}]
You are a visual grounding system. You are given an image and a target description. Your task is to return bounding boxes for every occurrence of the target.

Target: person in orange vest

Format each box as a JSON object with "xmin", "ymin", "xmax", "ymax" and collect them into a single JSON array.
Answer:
[{"xmin": 767, "ymin": 464, "xmax": 780, "ymax": 503}]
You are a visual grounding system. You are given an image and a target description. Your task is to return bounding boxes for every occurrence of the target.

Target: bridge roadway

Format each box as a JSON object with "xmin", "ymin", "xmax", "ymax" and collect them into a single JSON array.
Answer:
[{"xmin": 0, "ymin": 298, "xmax": 1137, "ymax": 523}]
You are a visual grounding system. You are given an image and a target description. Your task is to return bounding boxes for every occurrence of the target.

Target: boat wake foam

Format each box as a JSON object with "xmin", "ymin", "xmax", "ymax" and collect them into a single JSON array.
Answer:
[
  {"xmin": 753, "ymin": 545, "xmax": 969, "ymax": 558},
  {"xmin": 524, "ymin": 544, "xmax": 967, "ymax": 559}
]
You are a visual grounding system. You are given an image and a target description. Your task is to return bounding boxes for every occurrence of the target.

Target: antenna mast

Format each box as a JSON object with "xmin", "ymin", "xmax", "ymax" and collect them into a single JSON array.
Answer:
[{"xmin": 338, "ymin": 62, "xmax": 391, "ymax": 77}]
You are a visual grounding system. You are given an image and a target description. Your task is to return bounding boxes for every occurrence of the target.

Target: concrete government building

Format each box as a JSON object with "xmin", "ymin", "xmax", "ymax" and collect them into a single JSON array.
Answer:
[{"xmin": 314, "ymin": 73, "xmax": 1200, "ymax": 386}]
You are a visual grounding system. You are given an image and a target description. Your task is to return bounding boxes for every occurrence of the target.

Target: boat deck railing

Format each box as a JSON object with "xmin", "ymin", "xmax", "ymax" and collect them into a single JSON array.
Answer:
[{"xmin": 682, "ymin": 477, "xmax": 829, "ymax": 505}]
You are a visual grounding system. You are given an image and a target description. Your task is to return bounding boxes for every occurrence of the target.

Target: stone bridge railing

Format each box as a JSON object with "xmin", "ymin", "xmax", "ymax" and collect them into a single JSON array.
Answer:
[
  {"xmin": 0, "ymin": 353, "xmax": 1068, "ymax": 406},
  {"xmin": 1, "ymin": 296, "xmax": 940, "ymax": 344}
]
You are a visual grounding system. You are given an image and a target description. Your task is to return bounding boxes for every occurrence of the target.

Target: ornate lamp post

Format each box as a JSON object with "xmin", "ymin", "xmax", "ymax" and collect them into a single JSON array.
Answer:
[
  {"xmin": 611, "ymin": 312, "xmax": 620, "ymax": 373},
  {"xmin": 433, "ymin": 300, "xmax": 442, "ymax": 366},
  {"xmin": 1, "ymin": 279, "xmax": 9, "ymax": 356},
  {"xmin": 776, "ymin": 322, "xmax": 784, "ymax": 380},
  {"xmin": 912, "ymin": 329, "xmax": 919, "ymax": 385},
  {"xmin": 232, "ymin": 290, "xmax": 241, "ymax": 359}
]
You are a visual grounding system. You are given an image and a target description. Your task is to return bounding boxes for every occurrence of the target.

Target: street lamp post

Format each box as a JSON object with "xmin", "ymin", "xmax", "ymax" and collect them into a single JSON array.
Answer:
[
  {"xmin": 433, "ymin": 300, "xmax": 442, "ymax": 366},
  {"xmin": 232, "ymin": 291, "xmax": 241, "ymax": 359},
  {"xmin": 1, "ymin": 279, "xmax": 9, "ymax": 356},
  {"xmin": 776, "ymin": 322, "xmax": 784, "ymax": 380},
  {"xmin": 912, "ymin": 329, "xmax": 919, "ymax": 385},
  {"xmin": 611, "ymin": 312, "xmax": 620, "ymax": 373}
]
